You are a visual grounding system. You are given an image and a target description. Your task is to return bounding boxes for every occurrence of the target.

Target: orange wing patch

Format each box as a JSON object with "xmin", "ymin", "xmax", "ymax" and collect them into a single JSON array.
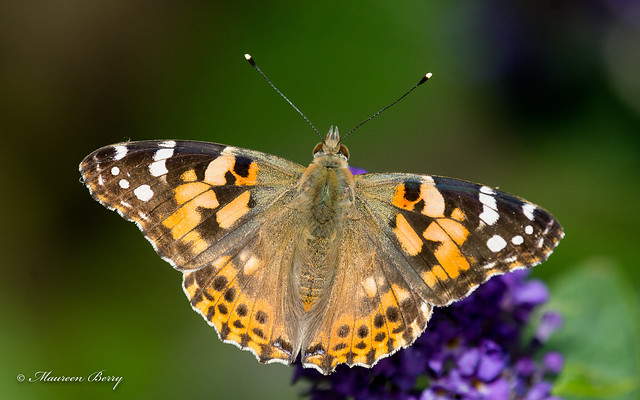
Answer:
[
  {"xmin": 242, "ymin": 298, "xmax": 276, "ymax": 357},
  {"xmin": 303, "ymin": 275, "xmax": 432, "ymax": 373},
  {"xmin": 183, "ymin": 256, "xmax": 294, "ymax": 364},
  {"xmin": 181, "ymin": 169, "xmax": 198, "ymax": 182},
  {"xmin": 217, "ymin": 190, "xmax": 252, "ymax": 229},
  {"xmin": 162, "ymin": 187, "xmax": 219, "ymax": 239},
  {"xmin": 392, "ymin": 179, "xmax": 445, "ymax": 218},
  {"xmin": 204, "ymin": 152, "xmax": 258, "ymax": 187},
  {"xmin": 423, "ymin": 220, "xmax": 470, "ymax": 279},
  {"xmin": 391, "ymin": 180, "xmax": 473, "ymax": 283},
  {"xmin": 392, "ymin": 214, "xmax": 422, "ymax": 256},
  {"xmin": 451, "ymin": 207, "xmax": 466, "ymax": 222},
  {"xmin": 181, "ymin": 230, "xmax": 209, "ymax": 254},
  {"xmin": 174, "ymin": 182, "xmax": 211, "ymax": 205},
  {"xmin": 304, "ymin": 313, "xmax": 369, "ymax": 372},
  {"xmin": 421, "ymin": 263, "xmax": 449, "ymax": 288}
]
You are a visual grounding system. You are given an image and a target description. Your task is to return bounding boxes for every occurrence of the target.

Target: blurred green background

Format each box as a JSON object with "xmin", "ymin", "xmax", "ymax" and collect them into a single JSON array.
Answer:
[{"xmin": 2, "ymin": 1, "xmax": 639, "ymax": 399}]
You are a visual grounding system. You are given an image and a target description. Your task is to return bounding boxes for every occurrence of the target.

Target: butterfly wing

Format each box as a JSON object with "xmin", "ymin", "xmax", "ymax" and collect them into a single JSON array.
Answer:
[
  {"xmin": 300, "ymin": 172, "xmax": 563, "ymax": 374},
  {"xmin": 80, "ymin": 140, "xmax": 306, "ymax": 364},
  {"xmin": 181, "ymin": 204, "xmax": 306, "ymax": 365},
  {"xmin": 354, "ymin": 173, "xmax": 564, "ymax": 307},
  {"xmin": 301, "ymin": 211, "xmax": 433, "ymax": 373}
]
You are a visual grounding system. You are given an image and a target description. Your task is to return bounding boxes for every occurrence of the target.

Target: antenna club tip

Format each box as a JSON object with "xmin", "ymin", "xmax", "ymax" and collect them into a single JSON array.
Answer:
[
  {"xmin": 426, "ymin": 72, "xmax": 433, "ymax": 79},
  {"xmin": 244, "ymin": 53, "xmax": 256, "ymax": 66},
  {"xmin": 417, "ymin": 72, "xmax": 433, "ymax": 85}
]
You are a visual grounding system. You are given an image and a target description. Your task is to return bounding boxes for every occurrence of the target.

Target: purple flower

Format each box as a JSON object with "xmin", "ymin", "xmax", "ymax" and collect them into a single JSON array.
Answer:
[
  {"xmin": 536, "ymin": 312, "xmax": 563, "ymax": 343},
  {"xmin": 293, "ymin": 270, "xmax": 564, "ymax": 399},
  {"xmin": 349, "ymin": 166, "xmax": 368, "ymax": 175},
  {"xmin": 543, "ymin": 352, "xmax": 564, "ymax": 375},
  {"xmin": 513, "ymin": 279, "xmax": 549, "ymax": 305}
]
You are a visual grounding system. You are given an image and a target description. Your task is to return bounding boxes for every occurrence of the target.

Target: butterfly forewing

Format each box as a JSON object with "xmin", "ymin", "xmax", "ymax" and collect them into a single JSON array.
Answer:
[
  {"xmin": 80, "ymin": 140, "xmax": 305, "ymax": 271},
  {"xmin": 355, "ymin": 173, "xmax": 564, "ymax": 307}
]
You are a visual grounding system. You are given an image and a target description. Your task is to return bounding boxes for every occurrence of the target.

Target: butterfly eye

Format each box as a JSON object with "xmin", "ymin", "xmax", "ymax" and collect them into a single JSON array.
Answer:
[
  {"xmin": 313, "ymin": 143, "xmax": 323, "ymax": 155},
  {"xmin": 339, "ymin": 144, "xmax": 350, "ymax": 159}
]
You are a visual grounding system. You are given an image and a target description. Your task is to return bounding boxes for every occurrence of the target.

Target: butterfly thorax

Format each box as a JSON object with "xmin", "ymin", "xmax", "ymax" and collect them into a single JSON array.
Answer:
[{"xmin": 294, "ymin": 128, "xmax": 358, "ymax": 312}]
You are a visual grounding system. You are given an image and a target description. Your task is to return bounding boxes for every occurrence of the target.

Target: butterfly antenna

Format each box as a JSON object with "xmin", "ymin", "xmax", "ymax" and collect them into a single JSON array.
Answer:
[
  {"xmin": 245, "ymin": 54, "xmax": 322, "ymax": 140},
  {"xmin": 343, "ymin": 72, "xmax": 432, "ymax": 141}
]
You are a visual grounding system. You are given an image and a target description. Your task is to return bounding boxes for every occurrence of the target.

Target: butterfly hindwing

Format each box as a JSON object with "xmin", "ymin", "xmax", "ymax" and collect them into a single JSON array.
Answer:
[
  {"xmin": 182, "ymin": 208, "xmax": 305, "ymax": 366},
  {"xmin": 301, "ymin": 214, "xmax": 433, "ymax": 373},
  {"xmin": 354, "ymin": 173, "xmax": 564, "ymax": 306}
]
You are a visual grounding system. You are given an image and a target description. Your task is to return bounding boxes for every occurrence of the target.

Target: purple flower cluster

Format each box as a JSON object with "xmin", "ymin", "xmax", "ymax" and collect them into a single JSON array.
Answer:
[{"xmin": 293, "ymin": 270, "xmax": 564, "ymax": 400}]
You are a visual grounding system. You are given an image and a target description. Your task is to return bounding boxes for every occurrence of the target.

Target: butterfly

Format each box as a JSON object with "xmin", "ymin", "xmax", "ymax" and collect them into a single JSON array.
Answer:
[{"xmin": 79, "ymin": 124, "xmax": 563, "ymax": 375}]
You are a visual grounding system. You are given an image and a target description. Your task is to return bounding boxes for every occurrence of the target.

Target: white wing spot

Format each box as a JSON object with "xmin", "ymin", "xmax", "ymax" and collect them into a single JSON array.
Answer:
[
  {"xmin": 97, "ymin": 175, "xmax": 104, "ymax": 185},
  {"xmin": 480, "ymin": 186, "xmax": 495, "ymax": 195},
  {"xmin": 111, "ymin": 166, "xmax": 120, "ymax": 176},
  {"xmin": 114, "ymin": 145, "xmax": 127, "ymax": 160},
  {"xmin": 119, "ymin": 179, "xmax": 130, "ymax": 189},
  {"xmin": 525, "ymin": 225, "xmax": 534, "ymax": 235},
  {"xmin": 480, "ymin": 206, "xmax": 499, "ymax": 225},
  {"xmin": 487, "ymin": 235, "xmax": 507, "ymax": 252},
  {"xmin": 482, "ymin": 261, "xmax": 497, "ymax": 270},
  {"xmin": 363, "ymin": 276, "xmax": 377, "ymax": 298},
  {"xmin": 121, "ymin": 200, "xmax": 131, "ymax": 208},
  {"xmin": 537, "ymin": 237, "xmax": 545, "ymax": 248},
  {"xmin": 134, "ymin": 185, "xmax": 154, "ymax": 202},
  {"xmin": 160, "ymin": 140, "xmax": 176, "ymax": 148},
  {"xmin": 243, "ymin": 256, "xmax": 261, "ymax": 275},
  {"xmin": 149, "ymin": 159, "xmax": 168, "ymax": 177},
  {"xmin": 512, "ymin": 235, "xmax": 524, "ymax": 245},
  {"xmin": 523, "ymin": 203, "xmax": 536, "ymax": 221},
  {"xmin": 479, "ymin": 191, "xmax": 499, "ymax": 225},
  {"xmin": 154, "ymin": 148, "xmax": 174, "ymax": 161},
  {"xmin": 504, "ymin": 255, "xmax": 517, "ymax": 263}
]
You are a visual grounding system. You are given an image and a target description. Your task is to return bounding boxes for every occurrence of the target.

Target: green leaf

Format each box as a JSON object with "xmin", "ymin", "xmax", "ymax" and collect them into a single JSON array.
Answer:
[{"xmin": 543, "ymin": 258, "xmax": 640, "ymax": 399}]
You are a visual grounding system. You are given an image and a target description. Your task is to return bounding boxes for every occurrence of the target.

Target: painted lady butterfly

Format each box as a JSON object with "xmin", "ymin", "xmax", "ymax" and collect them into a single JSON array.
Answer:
[{"xmin": 80, "ymin": 58, "xmax": 563, "ymax": 374}]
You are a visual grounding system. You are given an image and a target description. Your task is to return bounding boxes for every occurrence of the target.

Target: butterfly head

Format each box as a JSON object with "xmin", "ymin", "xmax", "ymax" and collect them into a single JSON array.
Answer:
[{"xmin": 313, "ymin": 126, "xmax": 350, "ymax": 160}]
